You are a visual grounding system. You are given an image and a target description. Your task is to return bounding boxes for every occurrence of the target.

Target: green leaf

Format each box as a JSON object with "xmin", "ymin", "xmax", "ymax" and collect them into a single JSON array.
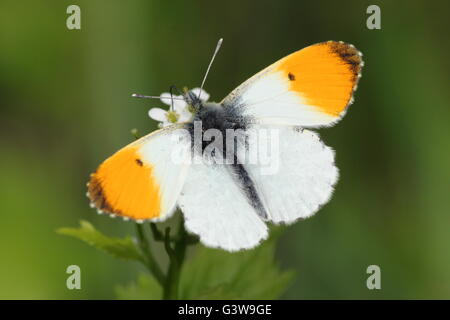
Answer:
[
  {"xmin": 115, "ymin": 273, "xmax": 162, "ymax": 300},
  {"xmin": 179, "ymin": 227, "xmax": 295, "ymax": 299},
  {"xmin": 57, "ymin": 220, "xmax": 144, "ymax": 262}
]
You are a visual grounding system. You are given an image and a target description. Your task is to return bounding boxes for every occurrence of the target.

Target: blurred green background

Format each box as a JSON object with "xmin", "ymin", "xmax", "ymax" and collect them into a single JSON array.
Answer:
[{"xmin": 0, "ymin": 0, "xmax": 449, "ymax": 299}]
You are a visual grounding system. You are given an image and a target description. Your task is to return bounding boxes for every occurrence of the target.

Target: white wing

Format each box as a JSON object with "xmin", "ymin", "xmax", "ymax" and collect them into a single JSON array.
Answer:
[
  {"xmin": 178, "ymin": 161, "xmax": 268, "ymax": 252},
  {"xmin": 237, "ymin": 125, "xmax": 339, "ymax": 223}
]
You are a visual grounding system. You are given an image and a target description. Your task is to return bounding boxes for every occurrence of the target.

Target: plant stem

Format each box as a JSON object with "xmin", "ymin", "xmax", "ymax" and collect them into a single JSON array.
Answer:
[
  {"xmin": 149, "ymin": 222, "xmax": 165, "ymax": 241},
  {"xmin": 163, "ymin": 220, "xmax": 188, "ymax": 300},
  {"xmin": 135, "ymin": 223, "xmax": 165, "ymax": 287},
  {"xmin": 134, "ymin": 210, "xmax": 196, "ymax": 299}
]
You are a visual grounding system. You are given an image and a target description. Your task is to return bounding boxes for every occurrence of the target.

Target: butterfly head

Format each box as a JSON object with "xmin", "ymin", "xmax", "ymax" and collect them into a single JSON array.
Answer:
[{"xmin": 184, "ymin": 89, "xmax": 203, "ymax": 113}]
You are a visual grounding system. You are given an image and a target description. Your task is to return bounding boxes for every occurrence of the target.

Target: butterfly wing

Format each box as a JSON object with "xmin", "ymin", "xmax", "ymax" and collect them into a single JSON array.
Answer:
[
  {"xmin": 178, "ymin": 161, "xmax": 268, "ymax": 252},
  {"xmin": 222, "ymin": 41, "xmax": 363, "ymax": 127},
  {"xmin": 87, "ymin": 125, "xmax": 191, "ymax": 222},
  {"xmin": 177, "ymin": 124, "xmax": 338, "ymax": 251},
  {"xmin": 236, "ymin": 124, "xmax": 339, "ymax": 224}
]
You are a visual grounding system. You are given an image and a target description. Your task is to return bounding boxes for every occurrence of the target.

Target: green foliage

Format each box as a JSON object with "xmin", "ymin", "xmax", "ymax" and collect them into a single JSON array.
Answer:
[
  {"xmin": 116, "ymin": 274, "xmax": 162, "ymax": 300},
  {"xmin": 56, "ymin": 220, "xmax": 145, "ymax": 263},
  {"xmin": 115, "ymin": 227, "xmax": 295, "ymax": 300},
  {"xmin": 179, "ymin": 229, "xmax": 295, "ymax": 299},
  {"xmin": 58, "ymin": 220, "xmax": 294, "ymax": 299}
]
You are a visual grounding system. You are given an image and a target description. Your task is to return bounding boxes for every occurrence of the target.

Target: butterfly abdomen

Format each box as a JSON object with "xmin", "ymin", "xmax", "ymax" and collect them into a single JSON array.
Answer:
[{"xmin": 229, "ymin": 163, "xmax": 268, "ymax": 219}]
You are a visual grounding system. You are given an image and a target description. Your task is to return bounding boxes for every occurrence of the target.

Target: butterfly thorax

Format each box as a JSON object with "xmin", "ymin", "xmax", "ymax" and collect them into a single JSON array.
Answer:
[
  {"xmin": 188, "ymin": 102, "xmax": 241, "ymax": 157},
  {"xmin": 193, "ymin": 102, "xmax": 243, "ymax": 130}
]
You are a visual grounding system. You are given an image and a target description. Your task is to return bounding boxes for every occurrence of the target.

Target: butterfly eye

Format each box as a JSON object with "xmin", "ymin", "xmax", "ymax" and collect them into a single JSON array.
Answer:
[{"xmin": 185, "ymin": 91, "xmax": 202, "ymax": 109}]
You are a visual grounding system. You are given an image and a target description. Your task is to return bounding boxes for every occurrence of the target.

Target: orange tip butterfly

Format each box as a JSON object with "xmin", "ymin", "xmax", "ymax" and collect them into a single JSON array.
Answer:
[{"xmin": 87, "ymin": 39, "xmax": 363, "ymax": 251}]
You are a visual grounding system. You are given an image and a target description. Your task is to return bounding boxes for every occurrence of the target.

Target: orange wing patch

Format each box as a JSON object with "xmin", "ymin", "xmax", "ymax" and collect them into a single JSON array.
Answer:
[
  {"xmin": 88, "ymin": 145, "xmax": 162, "ymax": 220},
  {"xmin": 276, "ymin": 41, "xmax": 363, "ymax": 117}
]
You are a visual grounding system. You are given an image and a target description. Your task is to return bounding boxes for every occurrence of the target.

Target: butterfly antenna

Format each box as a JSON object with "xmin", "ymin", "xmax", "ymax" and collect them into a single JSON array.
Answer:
[
  {"xmin": 198, "ymin": 38, "xmax": 223, "ymax": 100},
  {"xmin": 168, "ymin": 85, "xmax": 183, "ymax": 112},
  {"xmin": 131, "ymin": 93, "xmax": 184, "ymax": 101}
]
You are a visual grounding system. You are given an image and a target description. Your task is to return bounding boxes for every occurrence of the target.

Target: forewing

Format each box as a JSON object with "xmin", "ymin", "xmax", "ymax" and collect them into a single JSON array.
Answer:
[
  {"xmin": 87, "ymin": 125, "xmax": 191, "ymax": 222},
  {"xmin": 222, "ymin": 41, "xmax": 363, "ymax": 127}
]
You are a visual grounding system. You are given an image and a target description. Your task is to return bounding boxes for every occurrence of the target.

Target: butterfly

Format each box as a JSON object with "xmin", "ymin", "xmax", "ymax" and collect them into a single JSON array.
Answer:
[{"xmin": 87, "ymin": 40, "xmax": 363, "ymax": 251}]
